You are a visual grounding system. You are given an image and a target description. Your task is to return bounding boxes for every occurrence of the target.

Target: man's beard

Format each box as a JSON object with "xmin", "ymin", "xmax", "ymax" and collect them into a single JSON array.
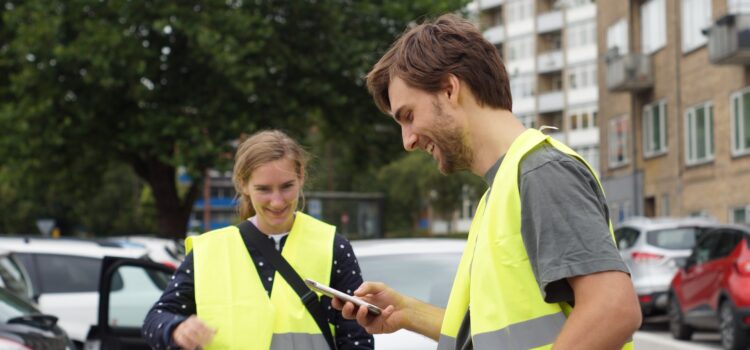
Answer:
[{"xmin": 431, "ymin": 99, "xmax": 473, "ymax": 174}]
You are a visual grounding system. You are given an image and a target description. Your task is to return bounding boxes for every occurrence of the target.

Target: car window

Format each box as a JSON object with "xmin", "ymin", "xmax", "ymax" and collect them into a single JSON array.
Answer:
[
  {"xmin": 692, "ymin": 233, "xmax": 721, "ymax": 265},
  {"xmin": 615, "ymin": 228, "xmax": 639, "ymax": 250},
  {"xmin": 0, "ymin": 256, "xmax": 30, "ymax": 300},
  {"xmin": 35, "ymin": 255, "xmax": 101, "ymax": 293},
  {"xmin": 711, "ymin": 230, "xmax": 742, "ymax": 260},
  {"xmin": 358, "ymin": 253, "xmax": 461, "ymax": 308},
  {"xmin": 108, "ymin": 265, "xmax": 172, "ymax": 327},
  {"xmin": 0, "ymin": 287, "xmax": 37, "ymax": 323},
  {"xmin": 646, "ymin": 228, "xmax": 699, "ymax": 250}
]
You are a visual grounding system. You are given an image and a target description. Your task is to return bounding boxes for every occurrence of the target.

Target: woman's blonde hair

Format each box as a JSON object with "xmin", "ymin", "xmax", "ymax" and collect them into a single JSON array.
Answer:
[{"xmin": 232, "ymin": 130, "xmax": 308, "ymax": 220}]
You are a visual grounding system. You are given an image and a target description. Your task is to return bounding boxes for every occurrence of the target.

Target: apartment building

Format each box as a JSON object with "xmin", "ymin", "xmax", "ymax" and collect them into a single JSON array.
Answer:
[
  {"xmin": 478, "ymin": 0, "xmax": 601, "ymax": 173},
  {"xmin": 599, "ymin": 0, "xmax": 750, "ymax": 224}
]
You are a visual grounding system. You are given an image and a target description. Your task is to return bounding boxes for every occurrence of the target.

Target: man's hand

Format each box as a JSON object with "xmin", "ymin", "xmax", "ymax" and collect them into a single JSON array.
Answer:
[
  {"xmin": 172, "ymin": 315, "xmax": 217, "ymax": 349},
  {"xmin": 332, "ymin": 281, "xmax": 445, "ymax": 340}
]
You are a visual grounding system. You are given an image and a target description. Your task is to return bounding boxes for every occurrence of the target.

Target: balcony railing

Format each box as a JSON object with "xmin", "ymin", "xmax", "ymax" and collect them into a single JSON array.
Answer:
[
  {"xmin": 537, "ymin": 50, "xmax": 563, "ymax": 73},
  {"xmin": 537, "ymin": 10, "xmax": 563, "ymax": 33},
  {"xmin": 478, "ymin": 0, "xmax": 504, "ymax": 11},
  {"xmin": 605, "ymin": 53, "xmax": 653, "ymax": 92},
  {"xmin": 483, "ymin": 24, "xmax": 505, "ymax": 45},
  {"xmin": 538, "ymin": 90, "xmax": 564, "ymax": 113},
  {"xmin": 706, "ymin": 14, "xmax": 750, "ymax": 65}
]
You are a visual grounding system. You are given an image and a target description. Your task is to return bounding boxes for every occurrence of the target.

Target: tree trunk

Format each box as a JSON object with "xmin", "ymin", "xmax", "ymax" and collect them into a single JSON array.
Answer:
[{"xmin": 131, "ymin": 157, "xmax": 203, "ymax": 240}]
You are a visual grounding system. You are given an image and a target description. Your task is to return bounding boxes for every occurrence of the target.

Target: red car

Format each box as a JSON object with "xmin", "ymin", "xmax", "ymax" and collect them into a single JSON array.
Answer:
[{"xmin": 669, "ymin": 225, "xmax": 750, "ymax": 350}]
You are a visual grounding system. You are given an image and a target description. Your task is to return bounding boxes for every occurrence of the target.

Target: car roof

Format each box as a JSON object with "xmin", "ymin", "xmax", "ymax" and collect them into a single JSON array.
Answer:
[
  {"xmin": 0, "ymin": 236, "xmax": 147, "ymax": 259},
  {"xmin": 617, "ymin": 216, "xmax": 718, "ymax": 231},
  {"xmin": 351, "ymin": 238, "xmax": 466, "ymax": 257}
]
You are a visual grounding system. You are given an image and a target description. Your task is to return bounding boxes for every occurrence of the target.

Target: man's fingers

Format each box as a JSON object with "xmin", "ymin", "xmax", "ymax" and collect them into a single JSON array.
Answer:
[{"xmin": 353, "ymin": 281, "xmax": 386, "ymax": 297}]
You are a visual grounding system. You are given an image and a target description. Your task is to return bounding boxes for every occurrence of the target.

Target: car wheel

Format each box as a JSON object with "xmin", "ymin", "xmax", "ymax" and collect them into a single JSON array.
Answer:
[
  {"xmin": 719, "ymin": 301, "xmax": 749, "ymax": 350},
  {"xmin": 668, "ymin": 295, "xmax": 693, "ymax": 340}
]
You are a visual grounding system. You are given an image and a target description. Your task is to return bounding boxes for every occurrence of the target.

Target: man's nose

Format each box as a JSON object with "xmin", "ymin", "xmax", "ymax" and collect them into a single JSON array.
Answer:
[{"xmin": 402, "ymin": 126, "xmax": 418, "ymax": 151}]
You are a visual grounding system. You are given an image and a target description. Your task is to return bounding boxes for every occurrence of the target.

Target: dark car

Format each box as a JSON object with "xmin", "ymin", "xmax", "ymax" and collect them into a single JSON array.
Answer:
[
  {"xmin": 0, "ymin": 286, "xmax": 75, "ymax": 349},
  {"xmin": 669, "ymin": 225, "xmax": 750, "ymax": 350}
]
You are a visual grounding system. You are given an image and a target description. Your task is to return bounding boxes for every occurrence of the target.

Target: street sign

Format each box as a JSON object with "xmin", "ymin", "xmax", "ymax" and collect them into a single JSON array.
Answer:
[{"xmin": 36, "ymin": 219, "xmax": 55, "ymax": 236}]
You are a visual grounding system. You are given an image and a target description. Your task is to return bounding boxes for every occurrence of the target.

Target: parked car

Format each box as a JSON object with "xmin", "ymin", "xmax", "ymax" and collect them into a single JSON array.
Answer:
[
  {"xmin": 83, "ymin": 237, "xmax": 466, "ymax": 350},
  {"xmin": 102, "ymin": 236, "xmax": 185, "ymax": 269},
  {"xmin": 0, "ymin": 236, "xmax": 149, "ymax": 347},
  {"xmin": 614, "ymin": 217, "xmax": 716, "ymax": 315},
  {"xmin": 668, "ymin": 225, "xmax": 750, "ymax": 350},
  {"xmin": 0, "ymin": 249, "xmax": 34, "ymax": 302},
  {"xmin": 352, "ymin": 238, "xmax": 465, "ymax": 350},
  {"xmin": 0, "ymin": 286, "xmax": 75, "ymax": 349}
]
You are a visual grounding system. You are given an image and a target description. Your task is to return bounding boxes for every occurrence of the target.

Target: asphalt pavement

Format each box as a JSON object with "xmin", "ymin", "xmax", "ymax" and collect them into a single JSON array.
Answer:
[{"xmin": 634, "ymin": 315, "xmax": 723, "ymax": 350}]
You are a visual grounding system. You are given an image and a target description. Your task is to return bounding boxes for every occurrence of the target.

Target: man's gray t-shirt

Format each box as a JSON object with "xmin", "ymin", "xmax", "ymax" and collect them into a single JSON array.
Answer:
[{"xmin": 454, "ymin": 143, "xmax": 629, "ymax": 350}]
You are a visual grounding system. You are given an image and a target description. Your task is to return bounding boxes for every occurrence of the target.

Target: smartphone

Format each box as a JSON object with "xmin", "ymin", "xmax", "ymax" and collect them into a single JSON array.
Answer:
[{"xmin": 304, "ymin": 278, "xmax": 382, "ymax": 315}]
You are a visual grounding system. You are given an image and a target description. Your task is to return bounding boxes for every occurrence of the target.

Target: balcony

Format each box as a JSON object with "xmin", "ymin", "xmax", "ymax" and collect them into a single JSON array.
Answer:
[
  {"xmin": 537, "ymin": 50, "xmax": 563, "ymax": 73},
  {"xmin": 566, "ymin": 2, "xmax": 596, "ymax": 24},
  {"xmin": 478, "ymin": 0, "xmax": 503, "ymax": 11},
  {"xmin": 605, "ymin": 53, "xmax": 653, "ymax": 92},
  {"xmin": 483, "ymin": 24, "xmax": 504, "ymax": 45},
  {"xmin": 537, "ymin": 11, "xmax": 563, "ymax": 33},
  {"xmin": 706, "ymin": 14, "xmax": 750, "ymax": 65},
  {"xmin": 514, "ymin": 96, "xmax": 536, "ymax": 114},
  {"xmin": 538, "ymin": 90, "xmax": 564, "ymax": 113}
]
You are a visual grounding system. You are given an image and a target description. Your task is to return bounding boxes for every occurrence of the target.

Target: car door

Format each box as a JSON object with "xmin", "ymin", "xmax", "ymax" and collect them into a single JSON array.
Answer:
[
  {"xmin": 86, "ymin": 256, "xmax": 174, "ymax": 350},
  {"xmin": 681, "ymin": 232, "xmax": 721, "ymax": 317}
]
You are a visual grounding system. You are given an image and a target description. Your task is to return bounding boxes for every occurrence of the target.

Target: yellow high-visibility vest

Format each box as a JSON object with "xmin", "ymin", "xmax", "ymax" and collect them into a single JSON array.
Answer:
[
  {"xmin": 186, "ymin": 212, "xmax": 335, "ymax": 350},
  {"xmin": 438, "ymin": 129, "xmax": 634, "ymax": 350}
]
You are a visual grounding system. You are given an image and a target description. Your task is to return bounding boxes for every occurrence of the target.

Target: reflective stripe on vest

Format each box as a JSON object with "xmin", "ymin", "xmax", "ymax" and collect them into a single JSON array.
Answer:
[
  {"xmin": 438, "ymin": 129, "xmax": 633, "ymax": 350},
  {"xmin": 187, "ymin": 212, "xmax": 336, "ymax": 350}
]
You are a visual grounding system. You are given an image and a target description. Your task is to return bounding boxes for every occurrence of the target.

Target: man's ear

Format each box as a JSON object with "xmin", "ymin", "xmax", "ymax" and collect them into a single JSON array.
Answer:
[{"xmin": 443, "ymin": 74, "xmax": 461, "ymax": 106}]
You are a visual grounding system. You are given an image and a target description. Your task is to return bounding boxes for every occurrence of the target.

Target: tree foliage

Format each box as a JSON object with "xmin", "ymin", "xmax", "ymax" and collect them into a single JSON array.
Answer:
[{"xmin": 0, "ymin": 0, "xmax": 468, "ymax": 237}]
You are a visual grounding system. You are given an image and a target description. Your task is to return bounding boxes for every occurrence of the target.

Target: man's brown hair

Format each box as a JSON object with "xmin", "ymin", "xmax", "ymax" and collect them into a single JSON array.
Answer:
[{"xmin": 366, "ymin": 14, "xmax": 512, "ymax": 115}]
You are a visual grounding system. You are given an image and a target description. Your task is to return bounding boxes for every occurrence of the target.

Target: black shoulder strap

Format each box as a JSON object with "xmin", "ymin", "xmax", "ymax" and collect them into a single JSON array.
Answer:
[{"xmin": 236, "ymin": 220, "xmax": 337, "ymax": 350}]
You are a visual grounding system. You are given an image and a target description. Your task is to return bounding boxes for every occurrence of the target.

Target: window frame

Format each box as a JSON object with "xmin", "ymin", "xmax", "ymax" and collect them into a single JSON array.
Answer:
[
  {"xmin": 641, "ymin": 0, "xmax": 667, "ymax": 55},
  {"xmin": 642, "ymin": 100, "xmax": 668, "ymax": 158},
  {"xmin": 606, "ymin": 18, "xmax": 629, "ymax": 56},
  {"xmin": 608, "ymin": 114, "xmax": 630, "ymax": 168},
  {"xmin": 730, "ymin": 205, "xmax": 750, "ymax": 225},
  {"xmin": 730, "ymin": 86, "xmax": 750, "ymax": 157},
  {"xmin": 681, "ymin": 0, "xmax": 711, "ymax": 53},
  {"xmin": 685, "ymin": 101, "xmax": 715, "ymax": 166}
]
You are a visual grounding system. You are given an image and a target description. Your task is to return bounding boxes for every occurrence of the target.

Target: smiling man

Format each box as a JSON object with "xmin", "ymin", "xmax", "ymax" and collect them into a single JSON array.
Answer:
[{"xmin": 332, "ymin": 14, "xmax": 641, "ymax": 350}]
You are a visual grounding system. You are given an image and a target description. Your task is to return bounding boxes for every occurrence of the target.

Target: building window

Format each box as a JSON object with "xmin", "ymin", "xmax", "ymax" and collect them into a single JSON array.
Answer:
[
  {"xmin": 574, "ymin": 145, "xmax": 599, "ymax": 175},
  {"xmin": 660, "ymin": 194, "xmax": 670, "ymax": 217},
  {"xmin": 567, "ymin": 105, "xmax": 598, "ymax": 131},
  {"xmin": 641, "ymin": 0, "xmax": 666, "ymax": 54},
  {"xmin": 507, "ymin": 35, "xmax": 535, "ymax": 61},
  {"xmin": 506, "ymin": 0, "xmax": 534, "ymax": 24},
  {"xmin": 731, "ymin": 205, "xmax": 749, "ymax": 224},
  {"xmin": 606, "ymin": 19, "xmax": 629, "ymax": 56},
  {"xmin": 609, "ymin": 115, "xmax": 630, "ymax": 167},
  {"xmin": 567, "ymin": 20, "xmax": 596, "ymax": 49},
  {"xmin": 568, "ymin": 62, "xmax": 597, "ymax": 90},
  {"xmin": 643, "ymin": 100, "xmax": 667, "ymax": 157},
  {"xmin": 685, "ymin": 102, "xmax": 714, "ymax": 165},
  {"xmin": 519, "ymin": 114, "xmax": 535, "ymax": 128},
  {"xmin": 510, "ymin": 73, "xmax": 536, "ymax": 98},
  {"xmin": 731, "ymin": 87, "xmax": 750, "ymax": 156},
  {"xmin": 682, "ymin": 0, "xmax": 711, "ymax": 52}
]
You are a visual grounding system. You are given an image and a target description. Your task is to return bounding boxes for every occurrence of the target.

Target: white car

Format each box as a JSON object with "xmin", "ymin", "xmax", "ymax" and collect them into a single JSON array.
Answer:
[
  {"xmin": 0, "ymin": 248, "xmax": 34, "ymax": 301},
  {"xmin": 352, "ymin": 238, "xmax": 466, "ymax": 350},
  {"xmin": 103, "ymin": 235, "xmax": 185, "ymax": 268},
  {"xmin": 0, "ymin": 236, "xmax": 148, "ymax": 347}
]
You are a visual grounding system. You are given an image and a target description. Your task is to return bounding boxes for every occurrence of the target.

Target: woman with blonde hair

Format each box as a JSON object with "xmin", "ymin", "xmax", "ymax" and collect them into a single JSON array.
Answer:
[{"xmin": 143, "ymin": 130, "xmax": 373, "ymax": 349}]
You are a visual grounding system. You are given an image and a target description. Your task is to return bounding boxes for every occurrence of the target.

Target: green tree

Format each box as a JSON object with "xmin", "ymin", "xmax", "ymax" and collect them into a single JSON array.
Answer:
[
  {"xmin": 0, "ymin": 0, "xmax": 468, "ymax": 237},
  {"xmin": 377, "ymin": 152, "xmax": 485, "ymax": 233}
]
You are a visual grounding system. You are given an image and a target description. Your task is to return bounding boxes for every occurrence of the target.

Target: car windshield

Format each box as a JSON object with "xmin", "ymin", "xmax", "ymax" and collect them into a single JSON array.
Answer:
[
  {"xmin": 646, "ymin": 228, "xmax": 700, "ymax": 250},
  {"xmin": 358, "ymin": 253, "xmax": 461, "ymax": 308},
  {"xmin": 0, "ymin": 287, "xmax": 36, "ymax": 323}
]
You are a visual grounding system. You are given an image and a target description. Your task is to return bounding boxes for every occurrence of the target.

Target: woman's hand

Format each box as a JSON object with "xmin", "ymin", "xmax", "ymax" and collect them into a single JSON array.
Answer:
[{"xmin": 172, "ymin": 315, "xmax": 217, "ymax": 349}]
